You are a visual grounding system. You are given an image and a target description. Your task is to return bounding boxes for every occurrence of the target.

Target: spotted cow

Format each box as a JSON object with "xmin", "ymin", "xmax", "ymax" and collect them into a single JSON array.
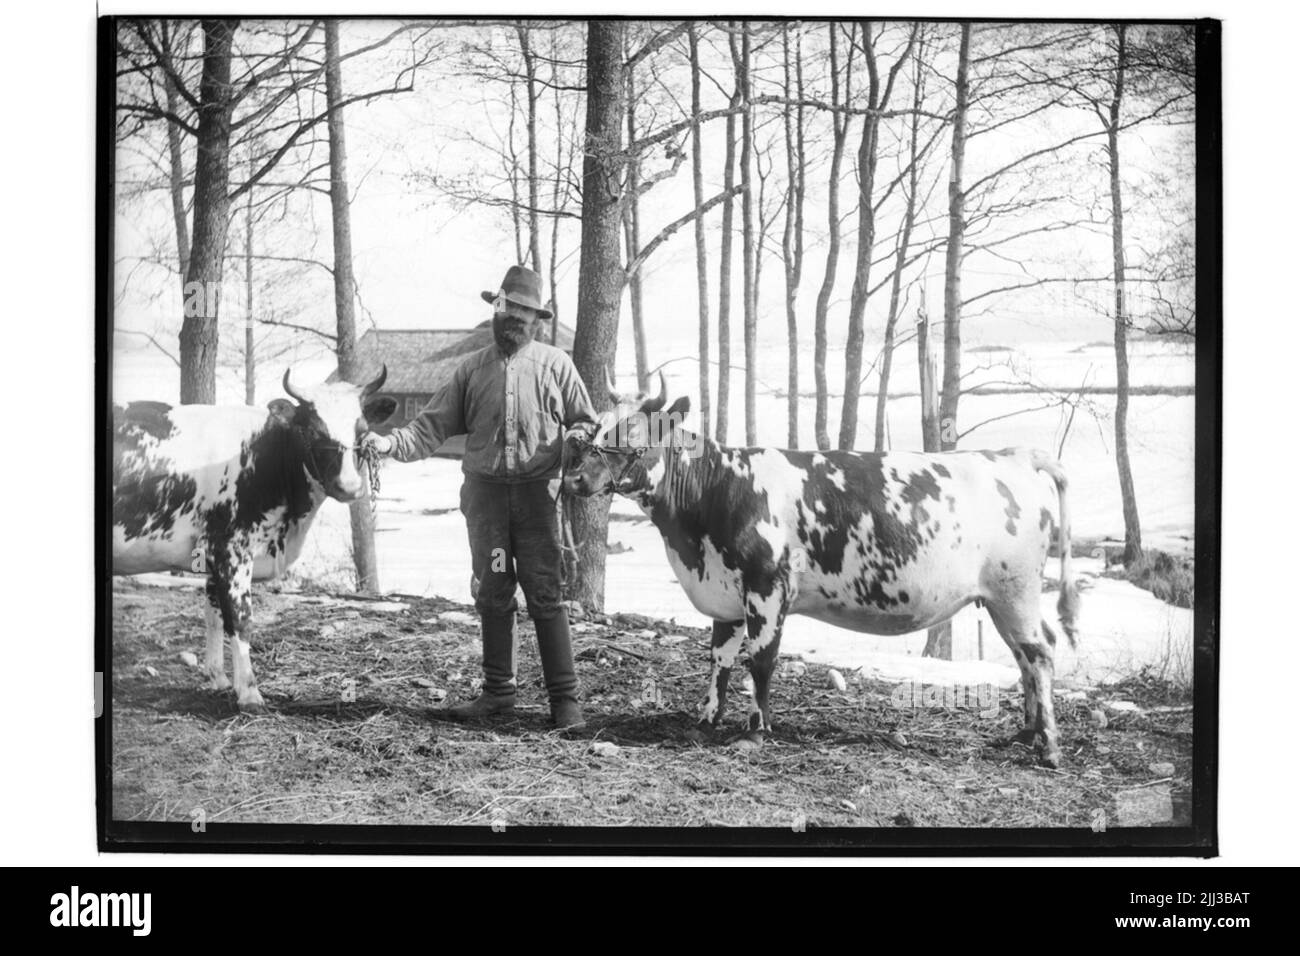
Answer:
[
  {"xmin": 563, "ymin": 377, "xmax": 1079, "ymax": 766},
  {"xmin": 112, "ymin": 368, "xmax": 395, "ymax": 709}
]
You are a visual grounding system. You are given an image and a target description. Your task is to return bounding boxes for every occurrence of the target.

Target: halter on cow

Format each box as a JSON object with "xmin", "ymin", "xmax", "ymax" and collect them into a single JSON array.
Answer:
[
  {"xmin": 563, "ymin": 376, "xmax": 1080, "ymax": 767},
  {"xmin": 112, "ymin": 366, "xmax": 395, "ymax": 709}
]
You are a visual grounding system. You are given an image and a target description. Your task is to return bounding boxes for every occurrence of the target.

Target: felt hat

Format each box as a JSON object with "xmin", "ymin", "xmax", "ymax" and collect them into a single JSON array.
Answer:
[{"xmin": 480, "ymin": 265, "xmax": 553, "ymax": 320}]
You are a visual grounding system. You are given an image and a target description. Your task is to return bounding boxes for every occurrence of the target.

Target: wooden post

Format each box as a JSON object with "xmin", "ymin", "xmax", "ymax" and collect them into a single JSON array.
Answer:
[{"xmin": 977, "ymin": 618, "xmax": 984, "ymax": 661}]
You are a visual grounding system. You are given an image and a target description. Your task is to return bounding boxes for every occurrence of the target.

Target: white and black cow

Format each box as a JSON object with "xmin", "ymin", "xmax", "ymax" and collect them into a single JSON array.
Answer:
[
  {"xmin": 563, "ymin": 377, "xmax": 1079, "ymax": 767},
  {"xmin": 112, "ymin": 368, "xmax": 395, "ymax": 709}
]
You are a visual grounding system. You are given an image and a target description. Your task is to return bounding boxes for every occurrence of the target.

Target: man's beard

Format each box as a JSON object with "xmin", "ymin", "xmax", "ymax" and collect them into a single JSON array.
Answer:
[{"xmin": 493, "ymin": 312, "xmax": 536, "ymax": 355}]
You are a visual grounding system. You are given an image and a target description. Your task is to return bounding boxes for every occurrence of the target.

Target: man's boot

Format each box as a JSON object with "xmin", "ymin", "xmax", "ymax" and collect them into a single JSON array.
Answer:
[
  {"xmin": 444, "ymin": 612, "xmax": 517, "ymax": 720},
  {"xmin": 534, "ymin": 610, "xmax": 584, "ymax": 728}
]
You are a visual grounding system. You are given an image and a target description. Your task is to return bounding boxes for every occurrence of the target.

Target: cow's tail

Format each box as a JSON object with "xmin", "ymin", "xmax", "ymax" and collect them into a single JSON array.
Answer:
[{"xmin": 1032, "ymin": 450, "xmax": 1079, "ymax": 649}]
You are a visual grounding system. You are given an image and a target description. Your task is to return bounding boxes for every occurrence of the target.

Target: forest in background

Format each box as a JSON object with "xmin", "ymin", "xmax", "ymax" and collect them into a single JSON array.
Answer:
[{"xmin": 113, "ymin": 19, "xmax": 1198, "ymax": 612}]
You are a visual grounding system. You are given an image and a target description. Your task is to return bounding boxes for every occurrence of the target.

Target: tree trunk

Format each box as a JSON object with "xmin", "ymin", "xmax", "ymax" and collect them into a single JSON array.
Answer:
[
  {"xmin": 917, "ymin": 313, "xmax": 941, "ymax": 455},
  {"xmin": 937, "ymin": 23, "xmax": 970, "ymax": 452},
  {"xmin": 812, "ymin": 25, "xmax": 852, "ymax": 451},
  {"xmin": 244, "ymin": 152, "xmax": 255, "ymax": 406},
  {"xmin": 917, "ymin": 310, "xmax": 950, "ymax": 657},
  {"xmin": 325, "ymin": 20, "xmax": 380, "ymax": 594},
  {"xmin": 179, "ymin": 19, "xmax": 237, "ymax": 405},
  {"xmin": 570, "ymin": 20, "xmax": 626, "ymax": 613},
  {"xmin": 507, "ymin": 81, "xmax": 524, "ymax": 265},
  {"xmin": 548, "ymin": 28, "xmax": 564, "ymax": 343},
  {"xmin": 624, "ymin": 49, "xmax": 649, "ymax": 392},
  {"xmin": 163, "ymin": 64, "xmax": 190, "ymax": 286},
  {"xmin": 1108, "ymin": 23, "xmax": 1142, "ymax": 566},
  {"xmin": 782, "ymin": 26, "xmax": 806, "ymax": 449},
  {"xmin": 518, "ymin": 24, "xmax": 543, "ymax": 274},
  {"xmin": 838, "ymin": 21, "xmax": 883, "ymax": 451},
  {"xmin": 715, "ymin": 26, "xmax": 740, "ymax": 446},
  {"xmin": 737, "ymin": 27, "xmax": 758, "ymax": 446},
  {"xmin": 874, "ymin": 37, "xmax": 925, "ymax": 452},
  {"xmin": 688, "ymin": 24, "xmax": 711, "ymax": 438}
]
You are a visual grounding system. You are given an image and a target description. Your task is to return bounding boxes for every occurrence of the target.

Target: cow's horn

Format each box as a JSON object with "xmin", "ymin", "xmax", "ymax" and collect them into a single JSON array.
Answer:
[
  {"xmin": 362, "ymin": 363, "xmax": 388, "ymax": 398},
  {"xmin": 642, "ymin": 370, "xmax": 667, "ymax": 414},
  {"xmin": 605, "ymin": 366, "xmax": 624, "ymax": 405},
  {"xmin": 283, "ymin": 368, "xmax": 306, "ymax": 403}
]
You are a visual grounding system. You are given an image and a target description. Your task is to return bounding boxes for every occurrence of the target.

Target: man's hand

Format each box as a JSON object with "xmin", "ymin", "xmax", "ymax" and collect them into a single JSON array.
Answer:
[
  {"xmin": 564, "ymin": 422, "xmax": 597, "ymax": 446},
  {"xmin": 362, "ymin": 433, "xmax": 393, "ymax": 457}
]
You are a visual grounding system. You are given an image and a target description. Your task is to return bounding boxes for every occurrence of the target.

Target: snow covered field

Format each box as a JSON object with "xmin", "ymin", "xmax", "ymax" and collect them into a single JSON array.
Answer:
[{"xmin": 115, "ymin": 336, "xmax": 1196, "ymax": 690}]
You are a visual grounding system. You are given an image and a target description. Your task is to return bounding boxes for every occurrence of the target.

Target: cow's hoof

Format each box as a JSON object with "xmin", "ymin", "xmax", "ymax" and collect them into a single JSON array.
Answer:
[
  {"xmin": 729, "ymin": 733, "xmax": 764, "ymax": 751},
  {"xmin": 205, "ymin": 675, "xmax": 232, "ymax": 691},
  {"xmin": 1040, "ymin": 748, "xmax": 1062, "ymax": 769},
  {"xmin": 237, "ymin": 690, "xmax": 266, "ymax": 712}
]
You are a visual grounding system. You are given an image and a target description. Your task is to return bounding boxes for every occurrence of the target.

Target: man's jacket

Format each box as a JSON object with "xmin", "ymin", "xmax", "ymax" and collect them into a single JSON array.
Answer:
[{"xmin": 388, "ymin": 339, "xmax": 598, "ymax": 482}]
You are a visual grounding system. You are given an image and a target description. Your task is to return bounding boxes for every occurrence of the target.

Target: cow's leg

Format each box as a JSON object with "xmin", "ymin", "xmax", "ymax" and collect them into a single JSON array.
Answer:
[
  {"xmin": 211, "ymin": 543, "xmax": 262, "ymax": 711},
  {"xmin": 986, "ymin": 599, "xmax": 1061, "ymax": 767},
  {"xmin": 686, "ymin": 619, "xmax": 745, "ymax": 742},
  {"xmin": 202, "ymin": 579, "xmax": 230, "ymax": 691},
  {"xmin": 733, "ymin": 587, "xmax": 789, "ymax": 751}
]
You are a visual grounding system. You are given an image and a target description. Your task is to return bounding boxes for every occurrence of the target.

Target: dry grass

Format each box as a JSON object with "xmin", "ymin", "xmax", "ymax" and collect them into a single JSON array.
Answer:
[
  {"xmin": 1120, "ymin": 549, "xmax": 1195, "ymax": 609},
  {"xmin": 110, "ymin": 579, "xmax": 1193, "ymax": 830}
]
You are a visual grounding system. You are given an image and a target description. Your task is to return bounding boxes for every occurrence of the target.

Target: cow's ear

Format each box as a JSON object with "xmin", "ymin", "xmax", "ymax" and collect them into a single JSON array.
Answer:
[
  {"xmin": 363, "ymin": 396, "xmax": 398, "ymax": 426},
  {"xmin": 665, "ymin": 396, "xmax": 691, "ymax": 426},
  {"xmin": 267, "ymin": 398, "xmax": 297, "ymax": 426}
]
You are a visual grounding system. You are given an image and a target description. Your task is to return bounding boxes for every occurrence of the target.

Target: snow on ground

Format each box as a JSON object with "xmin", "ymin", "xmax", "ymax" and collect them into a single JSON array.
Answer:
[{"xmin": 289, "ymin": 454, "xmax": 1192, "ymax": 692}]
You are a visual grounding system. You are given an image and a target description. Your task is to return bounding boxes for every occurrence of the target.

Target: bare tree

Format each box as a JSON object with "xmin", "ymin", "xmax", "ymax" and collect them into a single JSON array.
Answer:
[
  {"xmin": 623, "ymin": 30, "xmax": 650, "ymax": 392},
  {"xmin": 323, "ymin": 21, "xmax": 381, "ymax": 593},
  {"xmin": 517, "ymin": 23, "xmax": 544, "ymax": 273},
  {"xmin": 874, "ymin": 31, "xmax": 931, "ymax": 452},
  {"xmin": 242, "ymin": 151, "xmax": 255, "ymax": 406},
  {"xmin": 118, "ymin": 18, "xmax": 432, "ymax": 403},
  {"xmin": 162, "ymin": 23, "xmax": 195, "ymax": 288},
  {"xmin": 1105, "ymin": 24, "xmax": 1141, "ymax": 565},
  {"xmin": 688, "ymin": 23, "xmax": 712, "ymax": 438},
  {"xmin": 938, "ymin": 24, "xmax": 971, "ymax": 452},
  {"xmin": 811, "ymin": 24, "xmax": 854, "ymax": 451},
  {"xmin": 735, "ymin": 25, "xmax": 758, "ymax": 446},
  {"xmin": 179, "ymin": 19, "xmax": 239, "ymax": 404},
  {"xmin": 781, "ymin": 24, "xmax": 807, "ymax": 448},
  {"xmin": 838, "ymin": 21, "xmax": 917, "ymax": 450},
  {"xmin": 715, "ymin": 23, "xmax": 741, "ymax": 445}
]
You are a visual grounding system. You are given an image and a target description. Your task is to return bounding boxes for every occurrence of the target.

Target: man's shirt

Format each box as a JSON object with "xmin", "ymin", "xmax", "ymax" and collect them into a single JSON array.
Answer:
[{"xmin": 387, "ymin": 339, "xmax": 598, "ymax": 482}]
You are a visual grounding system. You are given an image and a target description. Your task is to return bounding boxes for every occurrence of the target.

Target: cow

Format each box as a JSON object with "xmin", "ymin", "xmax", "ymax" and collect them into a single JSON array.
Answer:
[
  {"xmin": 112, "ymin": 367, "xmax": 396, "ymax": 710},
  {"xmin": 562, "ymin": 375, "xmax": 1079, "ymax": 767}
]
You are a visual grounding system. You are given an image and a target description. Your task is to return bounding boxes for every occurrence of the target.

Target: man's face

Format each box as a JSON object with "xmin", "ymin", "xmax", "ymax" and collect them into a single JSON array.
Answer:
[{"xmin": 492, "ymin": 299, "xmax": 540, "ymax": 354}]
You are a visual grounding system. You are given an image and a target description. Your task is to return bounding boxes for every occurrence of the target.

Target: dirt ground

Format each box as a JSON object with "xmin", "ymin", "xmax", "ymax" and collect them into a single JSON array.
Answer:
[{"xmin": 109, "ymin": 578, "xmax": 1193, "ymax": 831}]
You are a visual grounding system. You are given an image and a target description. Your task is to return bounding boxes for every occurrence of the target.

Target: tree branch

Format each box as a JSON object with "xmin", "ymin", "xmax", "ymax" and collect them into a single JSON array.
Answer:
[{"xmin": 625, "ymin": 184, "xmax": 744, "ymax": 280}]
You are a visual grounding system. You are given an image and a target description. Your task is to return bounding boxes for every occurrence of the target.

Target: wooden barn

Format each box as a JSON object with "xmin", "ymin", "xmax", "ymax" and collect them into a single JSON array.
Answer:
[{"xmin": 332, "ymin": 321, "xmax": 576, "ymax": 458}]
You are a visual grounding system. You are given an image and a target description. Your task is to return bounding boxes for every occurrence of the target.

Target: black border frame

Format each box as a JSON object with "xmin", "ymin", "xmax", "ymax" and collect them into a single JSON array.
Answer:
[{"xmin": 96, "ymin": 14, "xmax": 1221, "ymax": 856}]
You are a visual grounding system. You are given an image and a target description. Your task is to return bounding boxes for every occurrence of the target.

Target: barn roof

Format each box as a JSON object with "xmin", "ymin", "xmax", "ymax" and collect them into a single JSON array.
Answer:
[
  {"xmin": 328, "ymin": 329, "xmax": 474, "ymax": 393},
  {"xmin": 331, "ymin": 322, "xmax": 575, "ymax": 394}
]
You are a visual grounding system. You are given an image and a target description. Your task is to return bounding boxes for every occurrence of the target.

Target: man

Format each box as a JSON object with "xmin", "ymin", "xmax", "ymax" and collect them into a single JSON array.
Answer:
[{"xmin": 364, "ymin": 265, "xmax": 597, "ymax": 728}]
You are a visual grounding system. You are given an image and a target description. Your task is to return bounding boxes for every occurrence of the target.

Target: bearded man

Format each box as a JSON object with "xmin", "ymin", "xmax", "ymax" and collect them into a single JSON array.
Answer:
[{"xmin": 363, "ymin": 265, "xmax": 597, "ymax": 728}]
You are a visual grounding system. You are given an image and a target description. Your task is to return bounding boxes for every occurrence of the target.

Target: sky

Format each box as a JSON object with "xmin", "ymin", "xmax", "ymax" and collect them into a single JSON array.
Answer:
[{"xmin": 112, "ymin": 17, "xmax": 1197, "ymax": 398}]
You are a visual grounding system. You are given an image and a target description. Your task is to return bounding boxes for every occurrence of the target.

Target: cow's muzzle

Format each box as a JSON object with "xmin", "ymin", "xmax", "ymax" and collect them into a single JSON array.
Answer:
[{"xmin": 564, "ymin": 443, "xmax": 647, "ymax": 498}]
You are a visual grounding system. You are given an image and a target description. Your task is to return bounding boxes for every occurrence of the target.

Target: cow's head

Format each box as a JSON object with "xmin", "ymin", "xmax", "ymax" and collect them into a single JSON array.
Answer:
[
  {"xmin": 562, "ymin": 370, "xmax": 692, "ymax": 499},
  {"xmin": 272, "ymin": 366, "xmax": 396, "ymax": 502}
]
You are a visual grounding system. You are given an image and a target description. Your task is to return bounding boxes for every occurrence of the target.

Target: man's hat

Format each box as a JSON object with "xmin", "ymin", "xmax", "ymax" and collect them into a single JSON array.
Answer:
[{"xmin": 481, "ymin": 265, "xmax": 553, "ymax": 320}]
